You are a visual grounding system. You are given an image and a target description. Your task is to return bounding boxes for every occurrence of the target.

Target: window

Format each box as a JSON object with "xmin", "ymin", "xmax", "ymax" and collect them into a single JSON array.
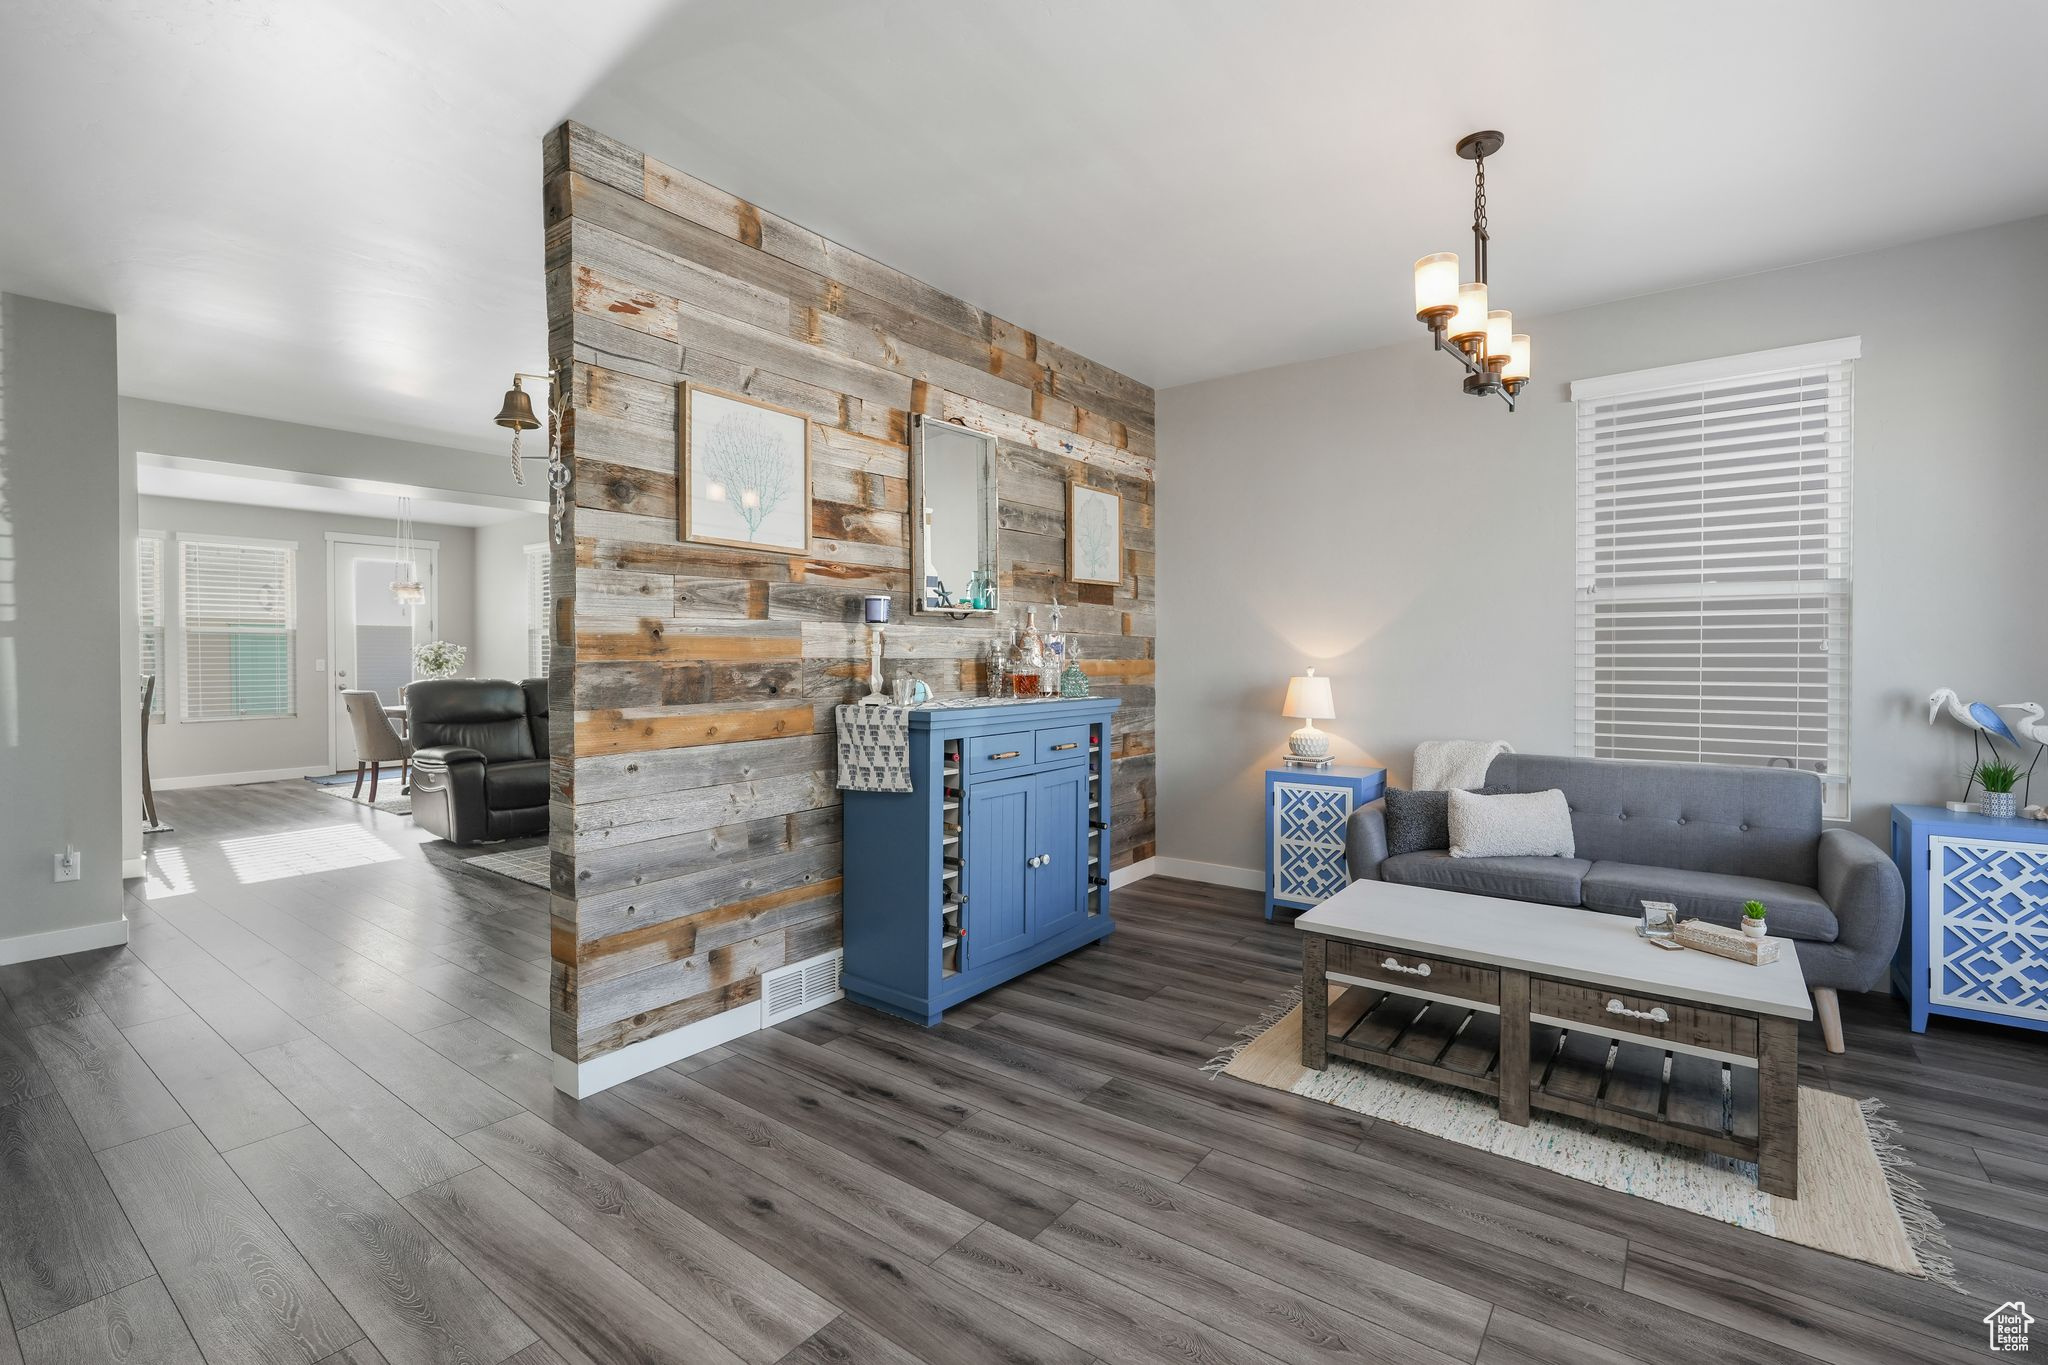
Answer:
[
  {"xmin": 525, "ymin": 543, "xmax": 552, "ymax": 678},
  {"xmin": 179, "ymin": 536, "xmax": 297, "ymax": 721},
  {"xmin": 1571, "ymin": 339, "xmax": 1856, "ymax": 819},
  {"xmin": 137, "ymin": 532, "xmax": 166, "ymax": 716}
]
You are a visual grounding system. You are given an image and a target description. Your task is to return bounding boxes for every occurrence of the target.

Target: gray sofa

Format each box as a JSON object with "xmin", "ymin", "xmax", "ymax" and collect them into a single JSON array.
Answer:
[{"xmin": 1345, "ymin": 753, "xmax": 1905, "ymax": 1053}]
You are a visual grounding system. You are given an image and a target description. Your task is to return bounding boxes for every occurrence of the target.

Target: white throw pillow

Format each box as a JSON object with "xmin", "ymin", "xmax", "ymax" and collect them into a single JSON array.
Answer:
[{"xmin": 1447, "ymin": 788, "xmax": 1575, "ymax": 859}]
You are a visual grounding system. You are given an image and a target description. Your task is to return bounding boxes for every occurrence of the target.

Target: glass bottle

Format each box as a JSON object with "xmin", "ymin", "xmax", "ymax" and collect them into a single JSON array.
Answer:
[
  {"xmin": 1042, "ymin": 600, "xmax": 1066, "ymax": 696},
  {"xmin": 1060, "ymin": 636, "xmax": 1091, "ymax": 697},
  {"xmin": 1008, "ymin": 609, "xmax": 1045, "ymax": 697}
]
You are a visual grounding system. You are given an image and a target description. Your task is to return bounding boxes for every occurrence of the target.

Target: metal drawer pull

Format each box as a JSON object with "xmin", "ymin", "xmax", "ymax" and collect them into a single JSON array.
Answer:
[
  {"xmin": 1606, "ymin": 999, "xmax": 1670, "ymax": 1023},
  {"xmin": 990, "ymin": 750, "xmax": 1021, "ymax": 761},
  {"xmin": 1380, "ymin": 957, "xmax": 1431, "ymax": 977},
  {"xmin": 1050, "ymin": 742, "xmax": 1079, "ymax": 751}
]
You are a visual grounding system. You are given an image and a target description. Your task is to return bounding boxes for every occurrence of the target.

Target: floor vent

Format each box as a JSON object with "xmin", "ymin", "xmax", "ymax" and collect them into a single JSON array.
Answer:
[{"xmin": 761, "ymin": 949, "xmax": 843, "ymax": 1027}]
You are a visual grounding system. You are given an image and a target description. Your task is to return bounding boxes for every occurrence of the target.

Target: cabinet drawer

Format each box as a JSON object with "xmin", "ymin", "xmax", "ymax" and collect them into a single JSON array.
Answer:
[
  {"xmin": 1035, "ymin": 724, "xmax": 1090, "ymax": 766},
  {"xmin": 1329, "ymin": 940, "xmax": 1499, "ymax": 1005},
  {"xmin": 1531, "ymin": 977, "xmax": 1759, "ymax": 1056},
  {"xmin": 966, "ymin": 729, "xmax": 1036, "ymax": 776}
]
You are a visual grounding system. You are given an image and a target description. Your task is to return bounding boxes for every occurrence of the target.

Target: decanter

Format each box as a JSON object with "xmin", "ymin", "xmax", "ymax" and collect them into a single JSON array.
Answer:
[
  {"xmin": 1059, "ymin": 636, "xmax": 1091, "ymax": 697},
  {"xmin": 1040, "ymin": 600, "xmax": 1066, "ymax": 697},
  {"xmin": 1008, "ymin": 609, "xmax": 1045, "ymax": 697}
]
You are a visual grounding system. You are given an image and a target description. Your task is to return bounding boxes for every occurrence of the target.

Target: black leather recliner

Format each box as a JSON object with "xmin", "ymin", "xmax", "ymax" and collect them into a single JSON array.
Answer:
[{"xmin": 407, "ymin": 678, "xmax": 549, "ymax": 844}]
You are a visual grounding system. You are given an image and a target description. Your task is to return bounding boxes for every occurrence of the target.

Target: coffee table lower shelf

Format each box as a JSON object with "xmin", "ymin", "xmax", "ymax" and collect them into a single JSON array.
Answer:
[{"xmin": 1302, "ymin": 942, "xmax": 1798, "ymax": 1197}]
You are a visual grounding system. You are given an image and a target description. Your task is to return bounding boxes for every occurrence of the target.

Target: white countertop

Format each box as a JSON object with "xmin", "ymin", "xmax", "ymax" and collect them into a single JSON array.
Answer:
[{"xmin": 1297, "ymin": 879, "xmax": 1812, "ymax": 1020}]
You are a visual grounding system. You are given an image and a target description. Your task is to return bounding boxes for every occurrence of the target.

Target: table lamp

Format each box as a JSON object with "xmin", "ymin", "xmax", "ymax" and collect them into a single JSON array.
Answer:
[{"xmin": 1282, "ymin": 668, "xmax": 1335, "ymax": 764}]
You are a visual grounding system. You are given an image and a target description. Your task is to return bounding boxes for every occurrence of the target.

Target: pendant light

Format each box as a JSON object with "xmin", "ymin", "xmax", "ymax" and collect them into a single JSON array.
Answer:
[
  {"xmin": 1411, "ymin": 131, "xmax": 1530, "ymax": 409},
  {"xmin": 390, "ymin": 496, "xmax": 425, "ymax": 605}
]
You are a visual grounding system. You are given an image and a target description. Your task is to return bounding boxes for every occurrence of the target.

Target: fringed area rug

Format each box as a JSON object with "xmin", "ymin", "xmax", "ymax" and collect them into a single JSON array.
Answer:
[
  {"xmin": 313, "ymin": 780, "xmax": 411, "ymax": 815},
  {"xmin": 1212, "ymin": 987, "xmax": 1960, "ymax": 1289},
  {"xmin": 463, "ymin": 844, "xmax": 550, "ymax": 889}
]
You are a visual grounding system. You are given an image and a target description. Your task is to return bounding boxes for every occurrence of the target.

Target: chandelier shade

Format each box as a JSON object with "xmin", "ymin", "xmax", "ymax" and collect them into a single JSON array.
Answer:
[{"xmin": 1413, "ymin": 130, "xmax": 1529, "ymax": 409}]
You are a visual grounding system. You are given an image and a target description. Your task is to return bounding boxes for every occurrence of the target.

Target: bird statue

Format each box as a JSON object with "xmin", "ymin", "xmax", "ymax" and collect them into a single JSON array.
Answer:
[
  {"xmin": 1927, "ymin": 688, "xmax": 2023, "ymax": 803},
  {"xmin": 1997, "ymin": 701, "xmax": 2047, "ymax": 806}
]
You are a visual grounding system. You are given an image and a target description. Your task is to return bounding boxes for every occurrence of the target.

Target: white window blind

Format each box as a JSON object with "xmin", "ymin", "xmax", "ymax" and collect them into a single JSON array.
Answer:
[
  {"xmin": 137, "ymin": 533, "xmax": 166, "ymax": 716},
  {"xmin": 525, "ymin": 544, "xmax": 551, "ymax": 678},
  {"xmin": 179, "ymin": 537, "xmax": 297, "ymax": 721},
  {"xmin": 1572, "ymin": 339, "xmax": 1856, "ymax": 820}
]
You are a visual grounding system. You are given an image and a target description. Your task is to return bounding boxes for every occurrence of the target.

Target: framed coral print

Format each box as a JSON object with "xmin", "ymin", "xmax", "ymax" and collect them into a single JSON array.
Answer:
[
  {"xmin": 679, "ymin": 382, "xmax": 812, "ymax": 555},
  {"xmin": 1067, "ymin": 481, "xmax": 1122, "ymax": 586}
]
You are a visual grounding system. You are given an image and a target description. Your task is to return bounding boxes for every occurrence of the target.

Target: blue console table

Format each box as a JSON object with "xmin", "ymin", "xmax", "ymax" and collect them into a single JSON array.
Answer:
[
  {"xmin": 1890, "ymin": 804, "xmax": 2048, "ymax": 1036},
  {"xmin": 841, "ymin": 697, "xmax": 1120, "ymax": 1025},
  {"xmin": 1264, "ymin": 764, "xmax": 1386, "ymax": 921}
]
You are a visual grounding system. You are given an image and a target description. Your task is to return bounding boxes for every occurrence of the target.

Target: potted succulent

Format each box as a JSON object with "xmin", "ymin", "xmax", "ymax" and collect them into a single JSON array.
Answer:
[
  {"xmin": 412, "ymin": 640, "xmax": 467, "ymax": 681},
  {"xmin": 1975, "ymin": 759, "xmax": 2023, "ymax": 819},
  {"xmin": 1741, "ymin": 899, "xmax": 1768, "ymax": 939}
]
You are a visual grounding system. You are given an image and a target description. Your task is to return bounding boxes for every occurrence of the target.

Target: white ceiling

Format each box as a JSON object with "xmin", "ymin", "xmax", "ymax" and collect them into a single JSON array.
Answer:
[
  {"xmin": 137, "ymin": 455, "xmax": 542, "ymax": 527},
  {"xmin": 6, "ymin": 1, "xmax": 2048, "ymax": 451}
]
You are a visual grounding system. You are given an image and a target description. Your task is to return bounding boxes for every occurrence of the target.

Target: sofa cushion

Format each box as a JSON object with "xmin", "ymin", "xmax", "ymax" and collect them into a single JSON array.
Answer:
[
  {"xmin": 1484, "ymin": 753, "xmax": 1821, "ymax": 887},
  {"xmin": 1581, "ymin": 861, "xmax": 1839, "ymax": 942},
  {"xmin": 1448, "ymin": 789, "xmax": 1575, "ymax": 859},
  {"xmin": 407, "ymin": 679, "xmax": 536, "ymax": 764},
  {"xmin": 483, "ymin": 759, "xmax": 549, "ymax": 811},
  {"xmin": 1383, "ymin": 850, "xmax": 1592, "ymax": 907},
  {"xmin": 1383, "ymin": 785, "xmax": 1507, "ymax": 856}
]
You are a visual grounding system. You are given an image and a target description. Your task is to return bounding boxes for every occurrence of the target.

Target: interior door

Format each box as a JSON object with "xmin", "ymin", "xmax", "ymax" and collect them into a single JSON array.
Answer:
[
  {"xmin": 328, "ymin": 538, "xmax": 436, "ymax": 769},
  {"xmin": 963, "ymin": 772, "xmax": 1034, "ymax": 968},
  {"xmin": 1029, "ymin": 765, "xmax": 1089, "ymax": 941}
]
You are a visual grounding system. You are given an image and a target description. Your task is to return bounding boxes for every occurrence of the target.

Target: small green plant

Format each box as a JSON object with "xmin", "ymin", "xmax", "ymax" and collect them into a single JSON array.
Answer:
[
  {"xmin": 1742, "ymin": 900, "xmax": 1768, "ymax": 921},
  {"xmin": 1975, "ymin": 760, "xmax": 2023, "ymax": 795}
]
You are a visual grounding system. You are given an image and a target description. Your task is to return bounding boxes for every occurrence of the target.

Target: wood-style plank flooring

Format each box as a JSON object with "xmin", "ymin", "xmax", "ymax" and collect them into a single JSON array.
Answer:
[{"xmin": 0, "ymin": 778, "xmax": 2040, "ymax": 1363}]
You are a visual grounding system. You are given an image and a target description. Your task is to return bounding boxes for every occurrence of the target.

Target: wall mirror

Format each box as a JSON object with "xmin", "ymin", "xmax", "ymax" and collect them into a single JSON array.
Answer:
[{"xmin": 910, "ymin": 415, "xmax": 999, "ymax": 616}]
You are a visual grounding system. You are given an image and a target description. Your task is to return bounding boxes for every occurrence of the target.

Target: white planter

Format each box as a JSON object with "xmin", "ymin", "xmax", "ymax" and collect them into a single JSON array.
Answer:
[
  {"xmin": 1982, "ymin": 791, "xmax": 2018, "ymax": 819},
  {"xmin": 1742, "ymin": 919, "xmax": 1767, "ymax": 939}
]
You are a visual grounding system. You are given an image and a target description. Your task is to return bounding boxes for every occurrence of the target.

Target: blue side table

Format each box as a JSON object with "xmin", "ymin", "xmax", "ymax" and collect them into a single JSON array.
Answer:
[
  {"xmin": 1264, "ymin": 764, "xmax": 1387, "ymax": 921},
  {"xmin": 1890, "ymin": 804, "xmax": 2048, "ymax": 1036}
]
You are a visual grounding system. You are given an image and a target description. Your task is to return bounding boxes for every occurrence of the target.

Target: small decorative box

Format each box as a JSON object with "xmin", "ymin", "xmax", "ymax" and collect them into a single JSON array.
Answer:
[{"xmin": 1674, "ymin": 919, "xmax": 1781, "ymax": 965}]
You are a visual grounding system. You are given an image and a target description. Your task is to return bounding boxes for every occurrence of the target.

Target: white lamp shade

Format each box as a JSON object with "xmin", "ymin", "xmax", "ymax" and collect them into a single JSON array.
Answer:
[
  {"xmin": 1484, "ymin": 309, "xmax": 1512, "ymax": 360},
  {"xmin": 1283, "ymin": 670, "xmax": 1336, "ymax": 721},
  {"xmin": 1503, "ymin": 333, "xmax": 1532, "ymax": 381},
  {"xmin": 1412, "ymin": 253, "xmax": 1459, "ymax": 316},
  {"xmin": 1448, "ymin": 281, "xmax": 1488, "ymax": 340}
]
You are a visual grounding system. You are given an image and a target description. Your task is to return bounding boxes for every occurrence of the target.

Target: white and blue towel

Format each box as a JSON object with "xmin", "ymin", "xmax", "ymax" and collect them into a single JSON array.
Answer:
[{"xmin": 835, "ymin": 703, "xmax": 913, "ymax": 792}]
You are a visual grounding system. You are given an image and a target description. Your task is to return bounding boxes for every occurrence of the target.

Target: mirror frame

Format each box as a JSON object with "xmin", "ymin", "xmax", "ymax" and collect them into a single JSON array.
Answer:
[{"xmin": 909, "ymin": 414, "xmax": 1001, "ymax": 617}]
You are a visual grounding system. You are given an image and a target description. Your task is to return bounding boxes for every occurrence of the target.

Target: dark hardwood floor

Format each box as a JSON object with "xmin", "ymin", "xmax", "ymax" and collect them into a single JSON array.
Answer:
[{"xmin": 0, "ymin": 778, "xmax": 2041, "ymax": 1363}]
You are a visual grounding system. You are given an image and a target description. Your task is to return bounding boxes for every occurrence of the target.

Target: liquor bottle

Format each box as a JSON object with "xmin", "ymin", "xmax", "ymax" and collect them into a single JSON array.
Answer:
[
  {"xmin": 1008, "ymin": 609, "xmax": 1045, "ymax": 697},
  {"xmin": 1041, "ymin": 600, "xmax": 1065, "ymax": 697}
]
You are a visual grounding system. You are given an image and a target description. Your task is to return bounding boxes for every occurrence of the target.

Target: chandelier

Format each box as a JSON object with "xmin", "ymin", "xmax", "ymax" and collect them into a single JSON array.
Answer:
[
  {"xmin": 389, "ymin": 496, "xmax": 425, "ymax": 605},
  {"xmin": 1412, "ymin": 131, "xmax": 1530, "ymax": 410}
]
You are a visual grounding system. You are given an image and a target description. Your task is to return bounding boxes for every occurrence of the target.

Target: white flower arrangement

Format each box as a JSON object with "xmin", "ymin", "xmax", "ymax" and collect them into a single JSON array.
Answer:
[{"xmin": 412, "ymin": 640, "xmax": 467, "ymax": 680}]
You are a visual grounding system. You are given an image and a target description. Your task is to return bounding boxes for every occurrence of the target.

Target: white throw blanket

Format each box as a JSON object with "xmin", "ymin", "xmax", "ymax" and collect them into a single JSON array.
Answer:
[{"xmin": 1411, "ymin": 738, "xmax": 1514, "ymax": 792}]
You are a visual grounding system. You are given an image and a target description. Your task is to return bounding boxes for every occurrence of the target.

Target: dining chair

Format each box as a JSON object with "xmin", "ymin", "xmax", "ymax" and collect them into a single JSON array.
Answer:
[{"xmin": 341, "ymin": 690, "xmax": 411, "ymax": 803}]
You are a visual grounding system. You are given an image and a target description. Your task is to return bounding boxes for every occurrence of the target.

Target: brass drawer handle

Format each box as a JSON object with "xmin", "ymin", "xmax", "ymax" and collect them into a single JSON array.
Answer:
[
  {"xmin": 1050, "ymin": 742, "xmax": 1079, "ymax": 752},
  {"xmin": 1606, "ymin": 999, "xmax": 1670, "ymax": 1023},
  {"xmin": 989, "ymin": 750, "xmax": 1021, "ymax": 761},
  {"xmin": 1380, "ymin": 957, "xmax": 1431, "ymax": 978}
]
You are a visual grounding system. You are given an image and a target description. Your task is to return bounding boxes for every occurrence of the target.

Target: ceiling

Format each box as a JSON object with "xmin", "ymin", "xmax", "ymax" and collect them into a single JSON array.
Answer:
[
  {"xmin": 5, "ymin": 1, "xmax": 2047, "ymax": 453},
  {"xmin": 138, "ymin": 455, "xmax": 542, "ymax": 527}
]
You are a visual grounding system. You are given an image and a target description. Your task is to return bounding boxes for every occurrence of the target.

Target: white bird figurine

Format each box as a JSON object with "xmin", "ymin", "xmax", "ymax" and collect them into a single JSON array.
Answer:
[
  {"xmin": 1997, "ymin": 701, "xmax": 2047, "ymax": 805},
  {"xmin": 1926, "ymin": 688, "xmax": 2021, "ymax": 749}
]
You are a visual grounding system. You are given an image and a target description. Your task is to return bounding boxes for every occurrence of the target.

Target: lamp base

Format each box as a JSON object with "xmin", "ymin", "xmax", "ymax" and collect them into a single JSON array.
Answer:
[
  {"xmin": 1288, "ymin": 725, "xmax": 1331, "ymax": 760},
  {"xmin": 1282, "ymin": 754, "xmax": 1334, "ymax": 770}
]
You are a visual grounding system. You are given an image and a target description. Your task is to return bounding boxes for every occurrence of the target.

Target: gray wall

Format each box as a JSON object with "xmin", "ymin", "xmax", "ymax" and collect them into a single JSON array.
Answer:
[
  {"xmin": 0, "ymin": 294, "xmax": 127, "ymax": 950},
  {"xmin": 138, "ymin": 496, "xmax": 477, "ymax": 783},
  {"xmin": 473, "ymin": 513, "xmax": 549, "ymax": 681},
  {"xmin": 1157, "ymin": 214, "xmax": 2048, "ymax": 875}
]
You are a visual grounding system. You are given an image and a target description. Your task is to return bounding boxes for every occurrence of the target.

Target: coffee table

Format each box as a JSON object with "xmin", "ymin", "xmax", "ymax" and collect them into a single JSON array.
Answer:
[{"xmin": 1296, "ymin": 879, "xmax": 1813, "ymax": 1197}]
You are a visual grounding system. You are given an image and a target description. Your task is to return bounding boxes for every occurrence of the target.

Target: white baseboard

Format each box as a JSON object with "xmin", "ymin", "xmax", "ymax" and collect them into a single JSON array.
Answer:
[
  {"xmin": 1155, "ymin": 857, "xmax": 1263, "ymax": 891},
  {"xmin": 552, "ymin": 999, "xmax": 762, "ymax": 1098},
  {"xmin": 155, "ymin": 764, "xmax": 332, "ymax": 791},
  {"xmin": 1108, "ymin": 856, "xmax": 1156, "ymax": 889},
  {"xmin": 0, "ymin": 914, "xmax": 129, "ymax": 966}
]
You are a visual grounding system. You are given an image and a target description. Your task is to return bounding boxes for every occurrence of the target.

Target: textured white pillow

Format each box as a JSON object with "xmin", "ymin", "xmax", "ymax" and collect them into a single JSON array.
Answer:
[{"xmin": 1447, "ymin": 788, "xmax": 1575, "ymax": 859}]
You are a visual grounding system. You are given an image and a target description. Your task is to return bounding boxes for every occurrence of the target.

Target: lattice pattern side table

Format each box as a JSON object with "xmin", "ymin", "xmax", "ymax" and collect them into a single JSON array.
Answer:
[
  {"xmin": 1264, "ymin": 765, "xmax": 1386, "ymax": 921},
  {"xmin": 1891, "ymin": 805, "xmax": 2048, "ymax": 1036}
]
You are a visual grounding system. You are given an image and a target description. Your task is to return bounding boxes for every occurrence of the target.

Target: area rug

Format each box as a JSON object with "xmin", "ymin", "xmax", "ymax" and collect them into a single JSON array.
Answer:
[
  {"xmin": 463, "ymin": 844, "xmax": 550, "ymax": 889},
  {"xmin": 1213, "ymin": 987, "xmax": 1960, "ymax": 1289},
  {"xmin": 312, "ymin": 779, "xmax": 411, "ymax": 815}
]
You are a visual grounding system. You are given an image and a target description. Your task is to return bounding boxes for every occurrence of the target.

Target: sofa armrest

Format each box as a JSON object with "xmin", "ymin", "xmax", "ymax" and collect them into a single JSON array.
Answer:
[
  {"xmin": 1816, "ymin": 827, "xmax": 1906, "ymax": 992},
  {"xmin": 410, "ymin": 745, "xmax": 487, "ymax": 769},
  {"xmin": 1346, "ymin": 800, "xmax": 1389, "ymax": 882}
]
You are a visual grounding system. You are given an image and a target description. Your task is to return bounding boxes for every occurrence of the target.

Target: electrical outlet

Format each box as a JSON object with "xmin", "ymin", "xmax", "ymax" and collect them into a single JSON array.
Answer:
[{"xmin": 53, "ymin": 847, "xmax": 81, "ymax": 882}]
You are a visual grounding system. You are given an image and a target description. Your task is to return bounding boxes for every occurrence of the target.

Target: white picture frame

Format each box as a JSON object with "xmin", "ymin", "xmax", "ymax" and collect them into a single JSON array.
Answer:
[
  {"xmin": 1067, "ymin": 481, "xmax": 1122, "ymax": 586},
  {"xmin": 679, "ymin": 382, "xmax": 812, "ymax": 555}
]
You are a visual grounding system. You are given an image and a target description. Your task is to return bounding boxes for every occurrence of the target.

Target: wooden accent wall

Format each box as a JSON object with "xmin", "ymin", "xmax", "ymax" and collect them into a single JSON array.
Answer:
[{"xmin": 542, "ymin": 122, "xmax": 1158, "ymax": 1065}]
